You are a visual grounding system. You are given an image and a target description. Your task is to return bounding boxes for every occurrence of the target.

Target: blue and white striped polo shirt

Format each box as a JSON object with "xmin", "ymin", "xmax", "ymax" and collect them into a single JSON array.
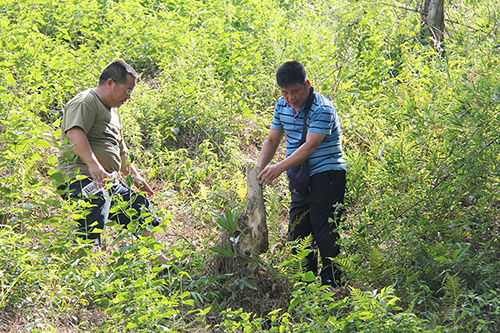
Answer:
[{"xmin": 270, "ymin": 92, "xmax": 346, "ymax": 176}]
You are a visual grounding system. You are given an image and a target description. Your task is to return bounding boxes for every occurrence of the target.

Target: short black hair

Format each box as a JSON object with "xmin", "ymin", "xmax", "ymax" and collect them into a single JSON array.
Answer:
[
  {"xmin": 276, "ymin": 61, "xmax": 307, "ymax": 88},
  {"xmin": 98, "ymin": 59, "xmax": 138, "ymax": 86}
]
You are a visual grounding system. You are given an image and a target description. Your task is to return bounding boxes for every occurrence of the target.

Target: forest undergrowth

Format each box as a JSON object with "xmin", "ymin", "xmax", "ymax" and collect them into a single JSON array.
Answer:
[{"xmin": 1, "ymin": 0, "xmax": 499, "ymax": 331}]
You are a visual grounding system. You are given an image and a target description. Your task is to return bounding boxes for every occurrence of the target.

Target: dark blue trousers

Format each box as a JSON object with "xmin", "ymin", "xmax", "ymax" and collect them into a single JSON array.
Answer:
[
  {"xmin": 57, "ymin": 177, "xmax": 159, "ymax": 245},
  {"xmin": 289, "ymin": 170, "xmax": 346, "ymax": 286}
]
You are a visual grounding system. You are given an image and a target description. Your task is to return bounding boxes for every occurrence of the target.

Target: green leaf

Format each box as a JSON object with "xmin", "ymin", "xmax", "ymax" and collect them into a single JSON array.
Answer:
[
  {"xmin": 288, "ymin": 297, "xmax": 301, "ymax": 310},
  {"xmin": 303, "ymin": 271, "xmax": 316, "ymax": 283},
  {"xmin": 126, "ymin": 322, "xmax": 137, "ymax": 329},
  {"xmin": 434, "ymin": 256, "xmax": 450, "ymax": 263},
  {"xmin": 32, "ymin": 138, "xmax": 51, "ymax": 148},
  {"xmin": 209, "ymin": 246, "xmax": 236, "ymax": 258},
  {"xmin": 95, "ymin": 298, "xmax": 110, "ymax": 308},
  {"xmin": 240, "ymin": 277, "xmax": 257, "ymax": 290},
  {"xmin": 4, "ymin": 73, "xmax": 15, "ymax": 86},
  {"xmin": 134, "ymin": 278, "xmax": 145, "ymax": 287},
  {"xmin": 50, "ymin": 171, "xmax": 64, "ymax": 184}
]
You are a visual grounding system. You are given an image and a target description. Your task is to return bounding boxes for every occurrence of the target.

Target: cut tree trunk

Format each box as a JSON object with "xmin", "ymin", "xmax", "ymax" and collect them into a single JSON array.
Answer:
[{"xmin": 236, "ymin": 163, "xmax": 268, "ymax": 257}]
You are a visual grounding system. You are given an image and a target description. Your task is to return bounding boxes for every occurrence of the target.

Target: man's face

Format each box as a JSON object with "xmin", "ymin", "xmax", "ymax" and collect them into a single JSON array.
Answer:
[
  {"xmin": 279, "ymin": 80, "xmax": 310, "ymax": 110},
  {"xmin": 109, "ymin": 75, "xmax": 136, "ymax": 108}
]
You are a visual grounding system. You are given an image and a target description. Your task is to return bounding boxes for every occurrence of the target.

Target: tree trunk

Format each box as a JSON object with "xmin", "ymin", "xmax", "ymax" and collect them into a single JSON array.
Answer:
[
  {"xmin": 236, "ymin": 163, "xmax": 268, "ymax": 257},
  {"xmin": 421, "ymin": 0, "xmax": 445, "ymax": 53}
]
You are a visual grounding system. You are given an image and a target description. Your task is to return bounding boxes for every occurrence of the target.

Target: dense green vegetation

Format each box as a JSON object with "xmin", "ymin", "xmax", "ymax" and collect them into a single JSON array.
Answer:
[{"xmin": 1, "ymin": 0, "xmax": 499, "ymax": 331}]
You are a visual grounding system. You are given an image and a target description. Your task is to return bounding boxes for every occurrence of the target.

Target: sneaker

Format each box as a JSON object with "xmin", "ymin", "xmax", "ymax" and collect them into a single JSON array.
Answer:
[
  {"xmin": 323, "ymin": 279, "xmax": 345, "ymax": 289},
  {"xmin": 322, "ymin": 285, "xmax": 336, "ymax": 294}
]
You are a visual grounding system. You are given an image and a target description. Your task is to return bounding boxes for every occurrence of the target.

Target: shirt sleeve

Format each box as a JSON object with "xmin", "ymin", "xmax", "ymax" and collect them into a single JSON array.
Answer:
[
  {"xmin": 63, "ymin": 98, "xmax": 97, "ymax": 134},
  {"xmin": 270, "ymin": 99, "xmax": 284, "ymax": 130}
]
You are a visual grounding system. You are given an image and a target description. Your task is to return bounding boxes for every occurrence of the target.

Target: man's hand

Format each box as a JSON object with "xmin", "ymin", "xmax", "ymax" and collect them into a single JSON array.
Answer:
[
  {"xmin": 66, "ymin": 127, "xmax": 110, "ymax": 188},
  {"xmin": 88, "ymin": 164, "xmax": 111, "ymax": 188},
  {"xmin": 133, "ymin": 175, "xmax": 154, "ymax": 197},
  {"xmin": 120, "ymin": 155, "xmax": 154, "ymax": 197},
  {"xmin": 257, "ymin": 131, "xmax": 326, "ymax": 186},
  {"xmin": 257, "ymin": 163, "xmax": 284, "ymax": 185}
]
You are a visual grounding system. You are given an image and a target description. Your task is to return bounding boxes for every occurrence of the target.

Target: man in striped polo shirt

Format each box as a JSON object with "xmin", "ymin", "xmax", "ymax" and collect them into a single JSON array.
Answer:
[{"xmin": 257, "ymin": 61, "xmax": 346, "ymax": 287}]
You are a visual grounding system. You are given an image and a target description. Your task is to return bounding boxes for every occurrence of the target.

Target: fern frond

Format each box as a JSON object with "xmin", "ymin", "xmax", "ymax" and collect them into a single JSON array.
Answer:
[
  {"xmin": 333, "ymin": 256, "xmax": 356, "ymax": 276},
  {"xmin": 442, "ymin": 273, "xmax": 465, "ymax": 324},
  {"xmin": 292, "ymin": 235, "xmax": 313, "ymax": 274},
  {"xmin": 295, "ymin": 234, "xmax": 313, "ymax": 253}
]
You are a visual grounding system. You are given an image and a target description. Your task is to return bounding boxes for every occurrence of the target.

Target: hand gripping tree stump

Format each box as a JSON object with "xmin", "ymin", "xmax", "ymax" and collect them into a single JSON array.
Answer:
[{"xmin": 236, "ymin": 162, "xmax": 269, "ymax": 257}]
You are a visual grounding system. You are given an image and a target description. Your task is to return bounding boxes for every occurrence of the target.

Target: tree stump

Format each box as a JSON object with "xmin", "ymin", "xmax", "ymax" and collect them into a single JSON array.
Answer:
[{"xmin": 236, "ymin": 162, "xmax": 268, "ymax": 257}]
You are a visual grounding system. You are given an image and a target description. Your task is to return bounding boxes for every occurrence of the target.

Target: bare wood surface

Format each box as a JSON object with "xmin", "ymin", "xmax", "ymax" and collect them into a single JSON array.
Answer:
[{"xmin": 236, "ymin": 162, "xmax": 269, "ymax": 257}]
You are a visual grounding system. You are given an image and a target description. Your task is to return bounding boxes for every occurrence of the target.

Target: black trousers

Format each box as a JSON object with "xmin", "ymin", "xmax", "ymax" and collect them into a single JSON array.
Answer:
[
  {"xmin": 288, "ymin": 170, "xmax": 346, "ymax": 286},
  {"xmin": 57, "ymin": 177, "xmax": 159, "ymax": 245}
]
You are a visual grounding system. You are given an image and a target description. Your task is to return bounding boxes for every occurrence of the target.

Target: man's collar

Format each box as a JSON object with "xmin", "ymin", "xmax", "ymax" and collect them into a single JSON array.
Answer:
[{"xmin": 92, "ymin": 88, "xmax": 112, "ymax": 110}]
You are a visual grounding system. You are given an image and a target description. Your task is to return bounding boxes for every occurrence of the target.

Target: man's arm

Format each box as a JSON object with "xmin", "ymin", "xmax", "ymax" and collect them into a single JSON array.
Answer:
[
  {"xmin": 120, "ymin": 154, "xmax": 154, "ymax": 197},
  {"xmin": 257, "ymin": 128, "xmax": 284, "ymax": 170},
  {"xmin": 66, "ymin": 127, "xmax": 110, "ymax": 186},
  {"xmin": 258, "ymin": 131, "xmax": 326, "ymax": 186}
]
